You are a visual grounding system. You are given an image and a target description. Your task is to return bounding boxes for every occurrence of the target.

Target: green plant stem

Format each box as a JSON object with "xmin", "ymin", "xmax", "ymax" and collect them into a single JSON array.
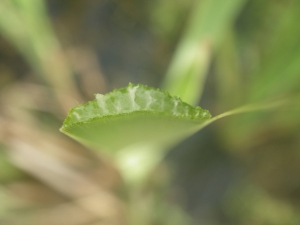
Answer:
[{"xmin": 199, "ymin": 98, "xmax": 289, "ymax": 130}]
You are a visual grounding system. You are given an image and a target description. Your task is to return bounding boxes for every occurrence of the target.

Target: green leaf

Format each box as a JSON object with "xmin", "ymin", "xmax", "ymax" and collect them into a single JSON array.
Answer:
[
  {"xmin": 60, "ymin": 83, "xmax": 291, "ymax": 184},
  {"xmin": 60, "ymin": 83, "xmax": 211, "ymax": 153}
]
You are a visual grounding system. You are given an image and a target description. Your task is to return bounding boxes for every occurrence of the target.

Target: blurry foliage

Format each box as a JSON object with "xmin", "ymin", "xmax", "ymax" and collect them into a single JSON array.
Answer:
[
  {"xmin": 0, "ymin": 146, "xmax": 25, "ymax": 183},
  {"xmin": 0, "ymin": 0, "xmax": 299, "ymax": 225},
  {"xmin": 224, "ymin": 183, "xmax": 300, "ymax": 225},
  {"xmin": 147, "ymin": 0, "xmax": 192, "ymax": 41}
]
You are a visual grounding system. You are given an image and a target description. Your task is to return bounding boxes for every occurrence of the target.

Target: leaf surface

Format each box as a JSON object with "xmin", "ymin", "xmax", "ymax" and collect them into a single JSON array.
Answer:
[{"xmin": 60, "ymin": 83, "xmax": 211, "ymax": 153}]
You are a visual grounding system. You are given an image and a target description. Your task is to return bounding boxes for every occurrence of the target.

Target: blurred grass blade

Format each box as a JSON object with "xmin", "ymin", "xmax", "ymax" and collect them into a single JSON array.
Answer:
[
  {"xmin": 249, "ymin": 0, "xmax": 300, "ymax": 102},
  {"xmin": 0, "ymin": 0, "xmax": 82, "ymax": 112},
  {"xmin": 162, "ymin": 0, "xmax": 247, "ymax": 105}
]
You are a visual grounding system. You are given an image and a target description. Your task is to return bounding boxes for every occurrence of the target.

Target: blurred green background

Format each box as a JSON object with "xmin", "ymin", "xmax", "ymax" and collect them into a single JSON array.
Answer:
[{"xmin": 0, "ymin": 0, "xmax": 300, "ymax": 224}]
